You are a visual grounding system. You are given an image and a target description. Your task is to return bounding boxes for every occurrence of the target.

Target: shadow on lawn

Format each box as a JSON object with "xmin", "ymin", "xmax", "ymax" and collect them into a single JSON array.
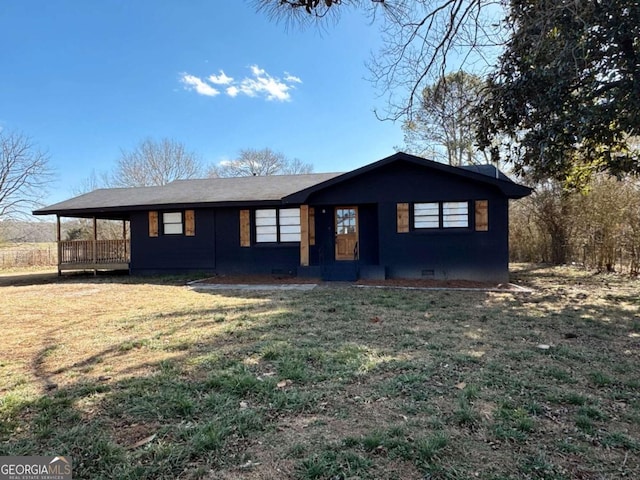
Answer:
[
  {"xmin": 2, "ymin": 274, "xmax": 640, "ymax": 479},
  {"xmin": 0, "ymin": 269, "xmax": 211, "ymax": 288}
]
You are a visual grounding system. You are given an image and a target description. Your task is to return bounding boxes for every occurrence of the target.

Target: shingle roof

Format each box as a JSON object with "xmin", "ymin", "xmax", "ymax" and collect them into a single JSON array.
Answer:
[
  {"xmin": 33, "ymin": 152, "xmax": 532, "ymax": 218},
  {"xmin": 33, "ymin": 173, "xmax": 343, "ymax": 216}
]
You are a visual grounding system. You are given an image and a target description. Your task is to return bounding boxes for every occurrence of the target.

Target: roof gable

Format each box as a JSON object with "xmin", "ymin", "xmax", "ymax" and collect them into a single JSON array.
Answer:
[{"xmin": 283, "ymin": 152, "xmax": 531, "ymax": 203}]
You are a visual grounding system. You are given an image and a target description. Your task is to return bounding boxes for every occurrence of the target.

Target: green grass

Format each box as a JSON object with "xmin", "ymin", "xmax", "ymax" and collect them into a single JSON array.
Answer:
[
  {"xmin": 298, "ymin": 448, "xmax": 373, "ymax": 480},
  {"xmin": 1, "ymin": 264, "xmax": 639, "ymax": 478}
]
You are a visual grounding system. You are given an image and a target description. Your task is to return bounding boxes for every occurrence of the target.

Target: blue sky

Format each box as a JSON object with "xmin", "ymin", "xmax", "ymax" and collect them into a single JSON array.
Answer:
[{"xmin": 0, "ymin": 1, "xmax": 405, "ymax": 206}]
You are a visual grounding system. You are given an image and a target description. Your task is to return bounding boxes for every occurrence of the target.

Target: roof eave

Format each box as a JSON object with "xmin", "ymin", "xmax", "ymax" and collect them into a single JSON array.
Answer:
[{"xmin": 32, "ymin": 199, "xmax": 287, "ymax": 218}]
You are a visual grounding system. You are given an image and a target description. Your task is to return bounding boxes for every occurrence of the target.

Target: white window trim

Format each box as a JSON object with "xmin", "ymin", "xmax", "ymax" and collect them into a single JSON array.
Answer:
[
  {"xmin": 255, "ymin": 208, "xmax": 301, "ymax": 243},
  {"xmin": 163, "ymin": 212, "xmax": 183, "ymax": 235},
  {"xmin": 414, "ymin": 202, "xmax": 440, "ymax": 229},
  {"xmin": 256, "ymin": 209, "xmax": 277, "ymax": 242},
  {"xmin": 413, "ymin": 201, "xmax": 469, "ymax": 229},
  {"xmin": 442, "ymin": 201, "xmax": 469, "ymax": 228}
]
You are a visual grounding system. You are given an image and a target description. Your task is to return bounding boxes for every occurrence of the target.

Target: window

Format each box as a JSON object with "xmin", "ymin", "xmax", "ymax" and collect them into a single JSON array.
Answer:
[
  {"xmin": 442, "ymin": 202, "xmax": 469, "ymax": 228},
  {"xmin": 279, "ymin": 208, "xmax": 302, "ymax": 242},
  {"xmin": 414, "ymin": 203, "xmax": 440, "ymax": 229},
  {"xmin": 255, "ymin": 208, "xmax": 301, "ymax": 243},
  {"xmin": 412, "ymin": 202, "xmax": 469, "ymax": 230},
  {"xmin": 256, "ymin": 209, "xmax": 277, "ymax": 242},
  {"xmin": 163, "ymin": 212, "xmax": 183, "ymax": 235}
]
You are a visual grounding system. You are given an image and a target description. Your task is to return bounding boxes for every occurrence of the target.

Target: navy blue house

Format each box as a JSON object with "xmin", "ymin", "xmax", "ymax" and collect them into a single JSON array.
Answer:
[{"xmin": 34, "ymin": 152, "xmax": 531, "ymax": 282}]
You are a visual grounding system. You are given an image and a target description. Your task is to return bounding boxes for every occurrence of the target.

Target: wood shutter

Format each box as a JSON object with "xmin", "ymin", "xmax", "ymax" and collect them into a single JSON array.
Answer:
[
  {"xmin": 475, "ymin": 200, "xmax": 489, "ymax": 231},
  {"xmin": 240, "ymin": 210, "xmax": 250, "ymax": 247},
  {"xmin": 397, "ymin": 203, "xmax": 409, "ymax": 233},
  {"xmin": 300, "ymin": 205, "xmax": 309, "ymax": 266},
  {"xmin": 148, "ymin": 211, "xmax": 159, "ymax": 237},
  {"xmin": 185, "ymin": 210, "xmax": 195, "ymax": 236},
  {"xmin": 309, "ymin": 207, "xmax": 316, "ymax": 246}
]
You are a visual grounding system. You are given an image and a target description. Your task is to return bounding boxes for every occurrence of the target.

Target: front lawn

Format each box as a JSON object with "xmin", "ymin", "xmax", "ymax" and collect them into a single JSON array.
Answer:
[{"xmin": 1, "ymin": 265, "xmax": 638, "ymax": 479}]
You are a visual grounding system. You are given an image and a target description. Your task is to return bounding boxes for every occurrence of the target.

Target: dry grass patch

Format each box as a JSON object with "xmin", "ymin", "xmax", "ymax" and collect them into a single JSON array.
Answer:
[{"xmin": 1, "ymin": 265, "xmax": 639, "ymax": 479}]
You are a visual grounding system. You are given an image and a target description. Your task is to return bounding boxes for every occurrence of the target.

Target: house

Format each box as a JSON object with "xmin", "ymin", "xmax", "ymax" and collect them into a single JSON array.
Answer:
[{"xmin": 33, "ymin": 152, "xmax": 532, "ymax": 282}]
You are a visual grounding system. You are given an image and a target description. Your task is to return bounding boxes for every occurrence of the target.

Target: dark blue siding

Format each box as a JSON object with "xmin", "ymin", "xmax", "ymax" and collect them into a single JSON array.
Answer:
[
  {"xmin": 214, "ymin": 208, "xmax": 300, "ymax": 275},
  {"xmin": 129, "ymin": 209, "xmax": 215, "ymax": 275},
  {"xmin": 375, "ymin": 199, "xmax": 508, "ymax": 282},
  {"xmin": 128, "ymin": 159, "xmax": 514, "ymax": 281},
  {"xmin": 310, "ymin": 204, "xmax": 379, "ymax": 267},
  {"xmin": 130, "ymin": 208, "xmax": 301, "ymax": 276},
  {"xmin": 306, "ymin": 160, "xmax": 511, "ymax": 282}
]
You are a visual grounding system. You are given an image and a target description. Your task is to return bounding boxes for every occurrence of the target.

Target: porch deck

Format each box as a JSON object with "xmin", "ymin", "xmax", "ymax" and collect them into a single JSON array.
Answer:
[{"xmin": 58, "ymin": 240, "xmax": 130, "ymax": 273}]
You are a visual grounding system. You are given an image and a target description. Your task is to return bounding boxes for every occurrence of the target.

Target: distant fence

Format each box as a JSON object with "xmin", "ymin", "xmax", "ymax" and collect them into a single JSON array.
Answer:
[{"xmin": 0, "ymin": 244, "xmax": 58, "ymax": 269}]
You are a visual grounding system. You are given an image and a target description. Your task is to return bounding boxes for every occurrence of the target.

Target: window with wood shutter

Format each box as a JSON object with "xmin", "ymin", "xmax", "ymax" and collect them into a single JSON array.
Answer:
[
  {"xmin": 397, "ymin": 203, "xmax": 409, "ymax": 233},
  {"xmin": 240, "ymin": 210, "xmax": 250, "ymax": 247},
  {"xmin": 148, "ymin": 211, "xmax": 159, "ymax": 237},
  {"xmin": 185, "ymin": 210, "xmax": 195, "ymax": 236},
  {"xmin": 255, "ymin": 209, "xmax": 277, "ymax": 242},
  {"xmin": 255, "ymin": 208, "xmax": 301, "ymax": 243},
  {"xmin": 163, "ymin": 212, "xmax": 183, "ymax": 235},
  {"xmin": 412, "ymin": 202, "xmax": 470, "ymax": 230},
  {"xmin": 475, "ymin": 200, "xmax": 488, "ymax": 231}
]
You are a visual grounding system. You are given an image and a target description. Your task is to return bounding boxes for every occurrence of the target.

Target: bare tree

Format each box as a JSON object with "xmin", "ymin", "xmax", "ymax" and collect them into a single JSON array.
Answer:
[
  {"xmin": 279, "ymin": 157, "xmax": 315, "ymax": 175},
  {"xmin": 255, "ymin": 0, "xmax": 504, "ymax": 120},
  {"xmin": 72, "ymin": 169, "xmax": 110, "ymax": 196},
  {"xmin": 71, "ymin": 139, "xmax": 203, "ymax": 239},
  {"xmin": 209, "ymin": 148, "xmax": 313, "ymax": 177},
  {"xmin": 0, "ymin": 131, "xmax": 53, "ymax": 219},
  {"xmin": 109, "ymin": 138, "xmax": 204, "ymax": 187}
]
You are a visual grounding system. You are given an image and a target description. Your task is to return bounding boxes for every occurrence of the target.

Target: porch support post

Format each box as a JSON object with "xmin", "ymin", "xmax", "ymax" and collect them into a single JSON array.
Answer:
[
  {"xmin": 122, "ymin": 220, "xmax": 127, "ymax": 261},
  {"xmin": 92, "ymin": 216, "xmax": 97, "ymax": 275},
  {"xmin": 122, "ymin": 220, "xmax": 129, "ymax": 262},
  {"xmin": 300, "ymin": 205, "xmax": 309, "ymax": 267},
  {"xmin": 56, "ymin": 215, "xmax": 62, "ymax": 276}
]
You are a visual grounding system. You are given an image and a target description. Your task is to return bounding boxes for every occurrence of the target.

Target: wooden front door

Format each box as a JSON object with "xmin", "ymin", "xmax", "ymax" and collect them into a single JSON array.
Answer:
[{"xmin": 335, "ymin": 207, "xmax": 358, "ymax": 261}]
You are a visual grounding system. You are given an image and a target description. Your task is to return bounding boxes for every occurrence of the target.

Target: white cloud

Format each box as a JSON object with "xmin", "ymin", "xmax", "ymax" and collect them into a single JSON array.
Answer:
[
  {"xmin": 180, "ymin": 74, "xmax": 219, "ymax": 97},
  {"xmin": 284, "ymin": 73, "xmax": 302, "ymax": 84},
  {"xmin": 209, "ymin": 70, "xmax": 233, "ymax": 85},
  {"xmin": 180, "ymin": 65, "xmax": 301, "ymax": 102},
  {"xmin": 239, "ymin": 64, "xmax": 296, "ymax": 101},
  {"xmin": 250, "ymin": 65, "xmax": 266, "ymax": 76}
]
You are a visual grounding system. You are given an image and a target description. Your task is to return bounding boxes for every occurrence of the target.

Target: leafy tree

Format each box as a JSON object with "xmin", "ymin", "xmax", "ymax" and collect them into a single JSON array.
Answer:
[
  {"xmin": 402, "ymin": 71, "xmax": 484, "ymax": 166},
  {"xmin": 109, "ymin": 138, "xmax": 204, "ymax": 187},
  {"xmin": 0, "ymin": 131, "xmax": 53, "ymax": 219},
  {"xmin": 209, "ymin": 148, "xmax": 313, "ymax": 177},
  {"xmin": 475, "ymin": 0, "xmax": 640, "ymax": 182}
]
